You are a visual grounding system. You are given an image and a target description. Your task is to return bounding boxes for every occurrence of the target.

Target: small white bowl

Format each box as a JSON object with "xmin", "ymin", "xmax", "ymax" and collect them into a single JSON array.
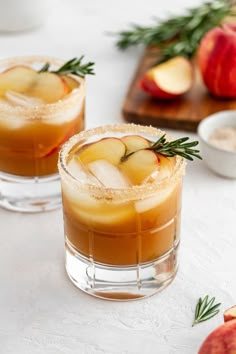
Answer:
[{"xmin": 197, "ymin": 110, "xmax": 236, "ymax": 178}]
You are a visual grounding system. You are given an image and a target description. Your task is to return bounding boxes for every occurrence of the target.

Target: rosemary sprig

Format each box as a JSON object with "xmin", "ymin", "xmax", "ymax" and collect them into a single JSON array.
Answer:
[
  {"xmin": 192, "ymin": 295, "xmax": 221, "ymax": 326},
  {"xmin": 38, "ymin": 56, "xmax": 95, "ymax": 78},
  {"xmin": 122, "ymin": 134, "xmax": 202, "ymax": 161},
  {"xmin": 115, "ymin": 0, "xmax": 236, "ymax": 63}
]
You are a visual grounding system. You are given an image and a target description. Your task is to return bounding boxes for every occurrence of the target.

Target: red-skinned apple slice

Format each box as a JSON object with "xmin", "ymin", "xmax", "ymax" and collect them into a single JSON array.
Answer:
[
  {"xmin": 78, "ymin": 138, "xmax": 126, "ymax": 166},
  {"xmin": 140, "ymin": 56, "xmax": 194, "ymax": 99},
  {"xmin": 88, "ymin": 159, "xmax": 130, "ymax": 188},
  {"xmin": 61, "ymin": 75, "xmax": 80, "ymax": 92},
  {"xmin": 120, "ymin": 149, "xmax": 159, "ymax": 185},
  {"xmin": 42, "ymin": 121, "xmax": 79, "ymax": 158},
  {"xmin": 28, "ymin": 72, "xmax": 69, "ymax": 103},
  {"xmin": 120, "ymin": 150, "xmax": 174, "ymax": 185},
  {"xmin": 0, "ymin": 66, "xmax": 37, "ymax": 96},
  {"xmin": 224, "ymin": 305, "xmax": 236, "ymax": 322},
  {"xmin": 121, "ymin": 135, "xmax": 150, "ymax": 155},
  {"xmin": 198, "ymin": 319, "xmax": 236, "ymax": 354}
]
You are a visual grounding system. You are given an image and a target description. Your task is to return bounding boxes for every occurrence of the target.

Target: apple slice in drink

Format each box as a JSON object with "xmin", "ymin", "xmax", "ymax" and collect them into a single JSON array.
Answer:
[
  {"xmin": 28, "ymin": 72, "xmax": 69, "ymax": 103},
  {"xmin": 78, "ymin": 138, "xmax": 126, "ymax": 166},
  {"xmin": 62, "ymin": 75, "xmax": 80, "ymax": 92},
  {"xmin": 121, "ymin": 135, "xmax": 150, "ymax": 155},
  {"xmin": 120, "ymin": 149, "xmax": 159, "ymax": 185},
  {"xmin": 0, "ymin": 66, "xmax": 38, "ymax": 96}
]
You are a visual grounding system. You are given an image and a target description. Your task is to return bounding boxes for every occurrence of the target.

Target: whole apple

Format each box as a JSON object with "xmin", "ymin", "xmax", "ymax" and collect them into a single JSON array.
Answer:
[
  {"xmin": 198, "ymin": 24, "xmax": 236, "ymax": 98},
  {"xmin": 198, "ymin": 319, "xmax": 236, "ymax": 354}
]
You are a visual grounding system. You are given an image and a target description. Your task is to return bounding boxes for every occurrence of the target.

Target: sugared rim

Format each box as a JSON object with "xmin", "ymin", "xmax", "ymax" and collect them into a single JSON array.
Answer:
[
  {"xmin": 58, "ymin": 124, "xmax": 186, "ymax": 202},
  {"xmin": 0, "ymin": 55, "xmax": 85, "ymax": 116}
]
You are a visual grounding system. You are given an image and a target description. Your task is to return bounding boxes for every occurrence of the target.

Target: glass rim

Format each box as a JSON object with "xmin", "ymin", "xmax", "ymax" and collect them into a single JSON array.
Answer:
[
  {"xmin": 58, "ymin": 124, "xmax": 186, "ymax": 202},
  {"xmin": 0, "ymin": 55, "xmax": 85, "ymax": 117}
]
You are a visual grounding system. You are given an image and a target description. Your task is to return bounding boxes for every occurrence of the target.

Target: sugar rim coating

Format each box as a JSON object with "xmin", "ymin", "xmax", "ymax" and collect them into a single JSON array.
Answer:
[
  {"xmin": 58, "ymin": 124, "xmax": 186, "ymax": 202},
  {"xmin": 0, "ymin": 56, "xmax": 85, "ymax": 120}
]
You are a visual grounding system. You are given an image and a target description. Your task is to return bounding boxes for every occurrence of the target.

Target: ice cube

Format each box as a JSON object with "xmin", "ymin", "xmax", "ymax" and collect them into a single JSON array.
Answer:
[
  {"xmin": 5, "ymin": 90, "xmax": 44, "ymax": 107},
  {"xmin": 135, "ymin": 187, "xmax": 173, "ymax": 213},
  {"xmin": 87, "ymin": 159, "xmax": 130, "ymax": 189},
  {"xmin": 67, "ymin": 157, "xmax": 100, "ymax": 185},
  {"xmin": 0, "ymin": 97, "xmax": 26, "ymax": 129}
]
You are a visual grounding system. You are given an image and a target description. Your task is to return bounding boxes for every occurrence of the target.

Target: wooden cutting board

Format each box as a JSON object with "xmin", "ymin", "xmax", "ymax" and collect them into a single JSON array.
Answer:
[{"xmin": 122, "ymin": 47, "xmax": 236, "ymax": 132}]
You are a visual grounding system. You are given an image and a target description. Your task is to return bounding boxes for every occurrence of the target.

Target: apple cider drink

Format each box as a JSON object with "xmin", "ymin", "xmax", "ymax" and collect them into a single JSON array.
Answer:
[
  {"xmin": 0, "ymin": 56, "xmax": 88, "ymax": 212},
  {"xmin": 59, "ymin": 124, "xmax": 187, "ymax": 300}
]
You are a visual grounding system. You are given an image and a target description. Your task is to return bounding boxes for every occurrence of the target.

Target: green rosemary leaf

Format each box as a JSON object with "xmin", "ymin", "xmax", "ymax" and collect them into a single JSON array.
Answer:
[
  {"xmin": 114, "ymin": 0, "xmax": 236, "ymax": 63},
  {"xmin": 193, "ymin": 295, "xmax": 221, "ymax": 326},
  {"xmin": 38, "ymin": 56, "xmax": 95, "ymax": 78}
]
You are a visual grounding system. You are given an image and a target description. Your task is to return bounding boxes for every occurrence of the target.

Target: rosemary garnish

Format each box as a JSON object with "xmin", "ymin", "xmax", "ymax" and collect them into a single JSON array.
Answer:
[
  {"xmin": 122, "ymin": 134, "xmax": 202, "ymax": 161},
  {"xmin": 38, "ymin": 56, "xmax": 95, "ymax": 78},
  {"xmin": 192, "ymin": 295, "xmax": 221, "ymax": 326},
  {"xmin": 114, "ymin": 0, "xmax": 236, "ymax": 63}
]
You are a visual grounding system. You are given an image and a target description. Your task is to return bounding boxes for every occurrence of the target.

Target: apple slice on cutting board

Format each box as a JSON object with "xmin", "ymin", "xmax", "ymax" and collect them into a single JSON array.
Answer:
[{"xmin": 140, "ymin": 56, "xmax": 194, "ymax": 99}]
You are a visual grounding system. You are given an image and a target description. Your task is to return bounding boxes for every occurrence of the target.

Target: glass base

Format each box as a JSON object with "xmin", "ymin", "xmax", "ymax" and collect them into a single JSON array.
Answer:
[
  {"xmin": 65, "ymin": 239, "xmax": 179, "ymax": 301},
  {"xmin": 0, "ymin": 171, "xmax": 61, "ymax": 212}
]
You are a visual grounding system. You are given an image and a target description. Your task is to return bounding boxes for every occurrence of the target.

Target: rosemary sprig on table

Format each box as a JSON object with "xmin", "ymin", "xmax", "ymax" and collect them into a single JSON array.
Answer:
[
  {"xmin": 192, "ymin": 295, "xmax": 221, "ymax": 326},
  {"xmin": 122, "ymin": 134, "xmax": 202, "ymax": 161},
  {"xmin": 38, "ymin": 56, "xmax": 95, "ymax": 78},
  {"xmin": 115, "ymin": 0, "xmax": 236, "ymax": 63}
]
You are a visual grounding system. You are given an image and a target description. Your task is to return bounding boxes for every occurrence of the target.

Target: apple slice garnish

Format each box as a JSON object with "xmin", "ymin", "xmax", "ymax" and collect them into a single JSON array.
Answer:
[
  {"xmin": 140, "ymin": 56, "xmax": 194, "ymax": 99},
  {"xmin": 120, "ymin": 149, "xmax": 159, "ymax": 185},
  {"xmin": 61, "ymin": 75, "xmax": 80, "ymax": 92},
  {"xmin": 28, "ymin": 72, "xmax": 69, "ymax": 103},
  {"xmin": 87, "ymin": 159, "xmax": 130, "ymax": 188},
  {"xmin": 78, "ymin": 138, "xmax": 126, "ymax": 166},
  {"xmin": 224, "ymin": 305, "xmax": 236, "ymax": 322},
  {"xmin": 0, "ymin": 66, "xmax": 38, "ymax": 96},
  {"xmin": 121, "ymin": 135, "xmax": 150, "ymax": 155}
]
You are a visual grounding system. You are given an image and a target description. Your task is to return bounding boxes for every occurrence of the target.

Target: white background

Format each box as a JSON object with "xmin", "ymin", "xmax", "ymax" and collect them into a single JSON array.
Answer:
[{"xmin": 1, "ymin": 1, "xmax": 236, "ymax": 353}]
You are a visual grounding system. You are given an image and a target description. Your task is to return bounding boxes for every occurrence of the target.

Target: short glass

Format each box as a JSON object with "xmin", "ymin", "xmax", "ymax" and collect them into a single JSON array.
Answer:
[
  {"xmin": 59, "ymin": 124, "xmax": 185, "ymax": 300},
  {"xmin": 0, "ymin": 56, "xmax": 85, "ymax": 212}
]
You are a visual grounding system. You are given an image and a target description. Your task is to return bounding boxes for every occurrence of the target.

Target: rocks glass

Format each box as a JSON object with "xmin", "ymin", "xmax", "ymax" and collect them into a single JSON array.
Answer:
[
  {"xmin": 0, "ymin": 56, "xmax": 85, "ymax": 212},
  {"xmin": 59, "ymin": 124, "xmax": 185, "ymax": 300}
]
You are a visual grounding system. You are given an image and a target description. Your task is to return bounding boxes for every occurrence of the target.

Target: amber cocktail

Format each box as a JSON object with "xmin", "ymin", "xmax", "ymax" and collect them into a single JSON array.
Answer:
[
  {"xmin": 0, "ymin": 56, "xmax": 85, "ymax": 212},
  {"xmin": 59, "ymin": 124, "xmax": 185, "ymax": 300}
]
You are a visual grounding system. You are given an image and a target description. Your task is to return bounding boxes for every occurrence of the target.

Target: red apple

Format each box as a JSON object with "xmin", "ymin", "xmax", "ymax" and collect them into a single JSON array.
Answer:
[
  {"xmin": 224, "ymin": 305, "xmax": 236, "ymax": 322},
  {"xmin": 198, "ymin": 24, "xmax": 236, "ymax": 98},
  {"xmin": 198, "ymin": 319, "xmax": 236, "ymax": 354},
  {"xmin": 140, "ymin": 56, "xmax": 194, "ymax": 99}
]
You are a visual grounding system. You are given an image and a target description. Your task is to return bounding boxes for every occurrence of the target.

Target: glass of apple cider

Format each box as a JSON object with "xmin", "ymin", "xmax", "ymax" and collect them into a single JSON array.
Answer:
[
  {"xmin": 0, "ymin": 56, "xmax": 85, "ymax": 212},
  {"xmin": 59, "ymin": 124, "xmax": 186, "ymax": 301}
]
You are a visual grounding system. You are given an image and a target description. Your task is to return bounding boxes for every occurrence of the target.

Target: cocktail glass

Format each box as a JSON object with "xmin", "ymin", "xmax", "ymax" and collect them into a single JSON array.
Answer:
[
  {"xmin": 58, "ymin": 124, "xmax": 185, "ymax": 300},
  {"xmin": 0, "ymin": 56, "xmax": 85, "ymax": 212}
]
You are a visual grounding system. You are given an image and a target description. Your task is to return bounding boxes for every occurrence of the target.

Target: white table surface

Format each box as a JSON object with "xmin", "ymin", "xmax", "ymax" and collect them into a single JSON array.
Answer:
[{"xmin": 1, "ymin": 0, "xmax": 236, "ymax": 353}]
